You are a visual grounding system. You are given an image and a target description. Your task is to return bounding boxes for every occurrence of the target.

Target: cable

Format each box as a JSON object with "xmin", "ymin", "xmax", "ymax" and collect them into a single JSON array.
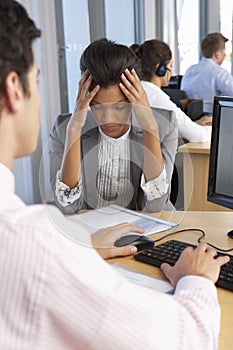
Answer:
[
  {"xmin": 151, "ymin": 228, "xmax": 233, "ymax": 253},
  {"xmin": 197, "ymin": 236, "xmax": 233, "ymax": 253}
]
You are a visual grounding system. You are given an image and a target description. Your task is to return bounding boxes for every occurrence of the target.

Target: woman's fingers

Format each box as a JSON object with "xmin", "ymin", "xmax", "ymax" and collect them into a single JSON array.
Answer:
[
  {"xmin": 120, "ymin": 69, "xmax": 140, "ymax": 97},
  {"xmin": 75, "ymin": 71, "xmax": 100, "ymax": 111},
  {"xmin": 77, "ymin": 70, "xmax": 90, "ymax": 100},
  {"xmin": 120, "ymin": 69, "xmax": 149, "ymax": 107}
]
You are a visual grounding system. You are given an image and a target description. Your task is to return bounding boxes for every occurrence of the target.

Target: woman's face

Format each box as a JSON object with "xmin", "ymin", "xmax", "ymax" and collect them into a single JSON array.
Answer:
[{"xmin": 90, "ymin": 84, "xmax": 132, "ymax": 138}]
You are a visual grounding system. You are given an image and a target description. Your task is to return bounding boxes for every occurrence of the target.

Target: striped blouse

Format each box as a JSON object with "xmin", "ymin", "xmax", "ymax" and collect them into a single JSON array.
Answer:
[{"xmin": 56, "ymin": 127, "xmax": 168, "ymax": 208}]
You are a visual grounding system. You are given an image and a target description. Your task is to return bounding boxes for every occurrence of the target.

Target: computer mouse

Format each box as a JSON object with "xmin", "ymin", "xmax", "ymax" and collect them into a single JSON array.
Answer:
[
  {"xmin": 227, "ymin": 230, "xmax": 233, "ymax": 239},
  {"xmin": 114, "ymin": 235, "xmax": 154, "ymax": 251}
]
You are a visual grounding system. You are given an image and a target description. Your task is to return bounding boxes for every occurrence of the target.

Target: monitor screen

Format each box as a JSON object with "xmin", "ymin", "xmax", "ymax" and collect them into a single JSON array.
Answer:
[{"xmin": 208, "ymin": 96, "xmax": 233, "ymax": 209}]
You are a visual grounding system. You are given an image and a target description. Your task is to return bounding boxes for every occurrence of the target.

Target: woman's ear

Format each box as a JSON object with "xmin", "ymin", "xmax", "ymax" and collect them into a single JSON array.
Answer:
[
  {"xmin": 154, "ymin": 64, "xmax": 159, "ymax": 75},
  {"xmin": 4, "ymin": 72, "xmax": 24, "ymax": 113}
]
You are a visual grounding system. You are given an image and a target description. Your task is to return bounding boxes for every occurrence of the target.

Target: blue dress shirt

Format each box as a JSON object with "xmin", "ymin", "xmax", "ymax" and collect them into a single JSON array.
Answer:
[{"xmin": 181, "ymin": 58, "xmax": 233, "ymax": 113}]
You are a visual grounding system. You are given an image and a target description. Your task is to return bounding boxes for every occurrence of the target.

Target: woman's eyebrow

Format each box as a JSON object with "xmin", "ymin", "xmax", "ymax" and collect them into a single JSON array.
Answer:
[{"xmin": 91, "ymin": 99, "xmax": 128, "ymax": 105}]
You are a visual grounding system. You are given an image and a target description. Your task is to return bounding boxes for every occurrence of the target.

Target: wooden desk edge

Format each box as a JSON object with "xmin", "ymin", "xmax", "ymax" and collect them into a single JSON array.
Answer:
[{"xmin": 178, "ymin": 141, "xmax": 210, "ymax": 154}]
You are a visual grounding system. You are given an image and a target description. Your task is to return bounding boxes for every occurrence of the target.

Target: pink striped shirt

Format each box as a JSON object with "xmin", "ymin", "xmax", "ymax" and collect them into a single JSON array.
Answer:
[{"xmin": 0, "ymin": 163, "xmax": 220, "ymax": 349}]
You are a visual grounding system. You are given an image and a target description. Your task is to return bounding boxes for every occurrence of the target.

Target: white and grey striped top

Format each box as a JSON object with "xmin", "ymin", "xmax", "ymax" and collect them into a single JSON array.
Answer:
[{"xmin": 56, "ymin": 127, "xmax": 168, "ymax": 208}]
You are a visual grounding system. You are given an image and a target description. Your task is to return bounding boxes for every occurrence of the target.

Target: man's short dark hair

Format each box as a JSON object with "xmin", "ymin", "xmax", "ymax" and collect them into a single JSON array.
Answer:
[
  {"xmin": 201, "ymin": 32, "xmax": 228, "ymax": 58},
  {"xmin": 0, "ymin": 0, "xmax": 41, "ymax": 100},
  {"xmin": 80, "ymin": 38, "xmax": 140, "ymax": 90}
]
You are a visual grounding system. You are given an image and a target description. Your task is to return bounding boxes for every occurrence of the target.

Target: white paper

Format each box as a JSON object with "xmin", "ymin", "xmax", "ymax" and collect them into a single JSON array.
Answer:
[
  {"xmin": 67, "ymin": 205, "xmax": 178, "ymax": 236},
  {"xmin": 113, "ymin": 265, "xmax": 174, "ymax": 294}
]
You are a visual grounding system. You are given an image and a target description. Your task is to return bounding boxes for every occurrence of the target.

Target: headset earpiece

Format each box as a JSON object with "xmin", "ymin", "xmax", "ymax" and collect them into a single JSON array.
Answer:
[{"xmin": 156, "ymin": 63, "xmax": 167, "ymax": 77}]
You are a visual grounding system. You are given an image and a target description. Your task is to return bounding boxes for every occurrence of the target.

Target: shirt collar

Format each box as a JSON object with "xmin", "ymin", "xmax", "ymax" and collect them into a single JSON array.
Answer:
[
  {"xmin": 98, "ymin": 125, "xmax": 131, "ymax": 142},
  {"xmin": 0, "ymin": 163, "xmax": 15, "ymax": 194},
  {"xmin": 141, "ymin": 80, "xmax": 160, "ymax": 92},
  {"xmin": 201, "ymin": 57, "xmax": 217, "ymax": 65}
]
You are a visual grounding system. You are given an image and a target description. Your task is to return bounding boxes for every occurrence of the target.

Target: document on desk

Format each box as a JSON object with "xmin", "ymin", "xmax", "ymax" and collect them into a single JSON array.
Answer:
[
  {"xmin": 67, "ymin": 205, "xmax": 178, "ymax": 236},
  {"xmin": 113, "ymin": 265, "xmax": 174, "ymax": 294}
]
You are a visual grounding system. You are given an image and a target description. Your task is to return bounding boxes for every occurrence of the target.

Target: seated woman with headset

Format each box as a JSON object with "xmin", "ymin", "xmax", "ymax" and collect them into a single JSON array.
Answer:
[
  {"xmin": 49, "ymin": 38, "xmax": 177, "ymax": 214},
  {"xmin": 131, "ymin": 40, "xmax": 212, "ymax": 142}
]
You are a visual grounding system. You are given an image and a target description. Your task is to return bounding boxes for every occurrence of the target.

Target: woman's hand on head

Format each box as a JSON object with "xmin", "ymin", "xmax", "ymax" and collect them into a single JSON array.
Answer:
[
  {"xmin": 119, "ymin": 68, "xmax": 150, "ymax": 107},
  {"xmin": 69, "ymin": 71, "xmax": 100, "ymax": 130},
  {"xmin": 119, "ymin": 69, "xmax": 159, "ymax": 133}
]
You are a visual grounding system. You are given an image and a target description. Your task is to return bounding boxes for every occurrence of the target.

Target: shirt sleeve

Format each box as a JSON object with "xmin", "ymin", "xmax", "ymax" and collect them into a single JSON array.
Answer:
[
  {"xmin": 216, "ymin": 68, "xmax": 233, "ymax": 96},
  {"xmin": 40, "ymin": 231, "xmax": 221, "ymax": 350},
  {"xmin": 140, "ymin": 166, "xmax": 169, "ymax": 200},
  {"xmin": 155, "ymin": 90, "xmax": 212, "ymax": 142},
  {"xmin": 55, "ymin": 170, "xmax": 82, "ymax": 207},
  {"xmin": 145, "ymin": 85, "xmax": 212, "ymax": 143}
]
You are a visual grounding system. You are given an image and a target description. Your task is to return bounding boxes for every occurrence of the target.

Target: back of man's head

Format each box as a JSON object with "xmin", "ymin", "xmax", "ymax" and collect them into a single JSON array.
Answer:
[
  {"xmin": 201, "ymin": 32, "xmax": 228, "ymax": 58},
  {"xmin": 0, "ymin": 0, "xmax": 41, "ymax": 103}
]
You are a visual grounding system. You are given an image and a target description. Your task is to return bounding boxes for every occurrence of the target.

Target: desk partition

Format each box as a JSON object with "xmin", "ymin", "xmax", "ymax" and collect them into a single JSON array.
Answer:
[{"xmin": 178, "ymin": 142, "xmax": 231, "ymax": 211}]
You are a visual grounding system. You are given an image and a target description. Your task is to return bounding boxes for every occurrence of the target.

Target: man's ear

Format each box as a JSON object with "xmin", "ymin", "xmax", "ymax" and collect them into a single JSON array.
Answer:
[
  {"xmin": 214, "ymin": 50, "xmax": 220, "ymax": 60},
  {"xmin": 5, "ymin": 72, "xmax": 24, "ymax": 113}
]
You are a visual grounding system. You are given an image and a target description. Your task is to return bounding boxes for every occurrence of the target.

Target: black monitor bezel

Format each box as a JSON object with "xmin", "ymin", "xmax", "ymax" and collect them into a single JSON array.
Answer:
[{"xmin": 208, "ymin": 96, "xmax": 233, "ymax": 209}]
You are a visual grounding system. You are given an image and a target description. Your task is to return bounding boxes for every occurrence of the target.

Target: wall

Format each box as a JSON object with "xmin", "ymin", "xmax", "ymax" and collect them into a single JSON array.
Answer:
[{"xmin": 14, "ymin": 0, "xmax": 61, "ymax": 204}]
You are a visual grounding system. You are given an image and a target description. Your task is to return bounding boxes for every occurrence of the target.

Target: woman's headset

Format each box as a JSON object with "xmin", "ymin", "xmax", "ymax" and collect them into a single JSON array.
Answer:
[{"xmin": 155, "ymin": 63, "xmax": 168, "ymax": 77}]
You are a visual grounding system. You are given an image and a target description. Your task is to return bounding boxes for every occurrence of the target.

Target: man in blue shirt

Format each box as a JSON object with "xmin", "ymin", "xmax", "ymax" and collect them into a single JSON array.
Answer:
[{"xmin": 181, "ymin": 33, "xmax": 233, "ymax": 114}]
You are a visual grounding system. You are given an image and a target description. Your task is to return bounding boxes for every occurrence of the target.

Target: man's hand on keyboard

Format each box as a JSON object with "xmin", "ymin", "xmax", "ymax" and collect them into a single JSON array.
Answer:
[{"xmin": 160, "ymin": 243, "xmax": 230, "ymax": 287}]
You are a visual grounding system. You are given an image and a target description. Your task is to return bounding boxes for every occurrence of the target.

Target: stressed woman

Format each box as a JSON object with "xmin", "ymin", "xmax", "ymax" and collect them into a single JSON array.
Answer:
[{"xmin": 49, "ymin": 39, "xmax": 177, "ymax": 213}]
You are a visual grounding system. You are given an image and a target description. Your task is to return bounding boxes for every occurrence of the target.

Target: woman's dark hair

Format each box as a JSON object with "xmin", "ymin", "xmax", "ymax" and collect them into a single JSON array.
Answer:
[
  {"xmin": 80, "ymin": 38, "xmax": 140, "ymax": 90},
  {"xmin": 0, "ymin": 0, "xmax": 41, "ymax": 99},
  {"xmin": 131, "ymin": 40, "xmax": 172, "ymax": 81}
]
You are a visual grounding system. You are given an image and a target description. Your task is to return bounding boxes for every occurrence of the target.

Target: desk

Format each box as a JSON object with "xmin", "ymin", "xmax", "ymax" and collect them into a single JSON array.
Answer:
[
  {"xmin": 178, "ymin": 141, "xmax": 231, "ymax": 211},
  {"xmin": 108, "ymin": 211, "xmax": 233, "ymax": 350}
]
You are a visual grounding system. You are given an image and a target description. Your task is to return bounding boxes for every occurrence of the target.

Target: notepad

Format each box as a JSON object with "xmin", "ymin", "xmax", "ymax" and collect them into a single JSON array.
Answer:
[
  {"xmin": 113, "ymin": 265, "xmax": 174, "ymax": 294},
  {"xmin": 67, "ymin": 205, "xmax": 178, "ymax": 236}
]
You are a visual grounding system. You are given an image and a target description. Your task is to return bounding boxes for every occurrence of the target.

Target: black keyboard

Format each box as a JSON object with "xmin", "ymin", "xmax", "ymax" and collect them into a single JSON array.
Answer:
[{"xmin": 134, "ymin": 240, "xmax": 233, "ymax": 292}]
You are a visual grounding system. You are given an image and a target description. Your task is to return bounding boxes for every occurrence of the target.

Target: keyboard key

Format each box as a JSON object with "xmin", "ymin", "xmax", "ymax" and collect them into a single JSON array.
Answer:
[{"xmin": 134, "ymin": 240, "xmax": 233, "ymax": 292}]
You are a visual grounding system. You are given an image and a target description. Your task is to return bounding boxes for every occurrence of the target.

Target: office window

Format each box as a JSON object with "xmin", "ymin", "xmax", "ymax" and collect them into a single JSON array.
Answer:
[
  {"xmin": 147, "ymin": 0, "xmax": 200, "ymax": 75},
  {"xmin": 220, "ymin": 0, "xmax": 233, "ymax": 73},
  {"xmin": 177, "ymin": 0, "xmax": 200, "ymax": 74},
  {"xmin": 62, "ymin": 0, "xmax": 90, "ymax": 110},
  {"xmin": 59, "ymin": 0, "xmax": 138, "ymax": 111},
  {"xmin": 105, "ymin": 0, "xmax": 135, "ymax": 45}
]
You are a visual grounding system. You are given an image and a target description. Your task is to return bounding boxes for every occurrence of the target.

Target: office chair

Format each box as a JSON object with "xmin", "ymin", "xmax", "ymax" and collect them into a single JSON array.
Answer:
[
  {"xmin": 162, "ymin": 88, "xmax": 204, "ymax": 121},
  {"xmin": 168, "ymin": 75, "xmax": 183, "ymax": 89},
  {"xmin": 162, "ymin": 88, "xmax": 187, "ymax": 109}
]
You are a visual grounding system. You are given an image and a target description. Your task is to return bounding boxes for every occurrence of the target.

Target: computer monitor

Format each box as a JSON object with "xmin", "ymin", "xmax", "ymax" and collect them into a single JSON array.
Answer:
[{"xmin": 208, "ymin": 96, "xmax": 233, "ymax": 209}]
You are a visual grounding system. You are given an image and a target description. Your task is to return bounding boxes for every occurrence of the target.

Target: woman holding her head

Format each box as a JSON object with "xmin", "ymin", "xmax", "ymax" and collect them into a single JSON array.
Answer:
[
  {"xmin": 131, "ymin": 39, "xmax": 212, "ymax": 142},
  {"xmin": 49, "ymin": 38, "xmax": 177, "ymax": 213}
]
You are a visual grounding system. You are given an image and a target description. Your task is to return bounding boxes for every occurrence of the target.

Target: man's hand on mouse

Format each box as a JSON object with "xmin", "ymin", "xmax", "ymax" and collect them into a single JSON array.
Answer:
[{"xmin": 91, "ymin": 223, "xmax": 144, "ymax": 260}]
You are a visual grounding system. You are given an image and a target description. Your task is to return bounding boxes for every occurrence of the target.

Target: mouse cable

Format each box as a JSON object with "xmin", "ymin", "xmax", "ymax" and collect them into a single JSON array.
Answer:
[{"xmin": 151, "ymin": 228, "xmax": 233, "ymax": 253}]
